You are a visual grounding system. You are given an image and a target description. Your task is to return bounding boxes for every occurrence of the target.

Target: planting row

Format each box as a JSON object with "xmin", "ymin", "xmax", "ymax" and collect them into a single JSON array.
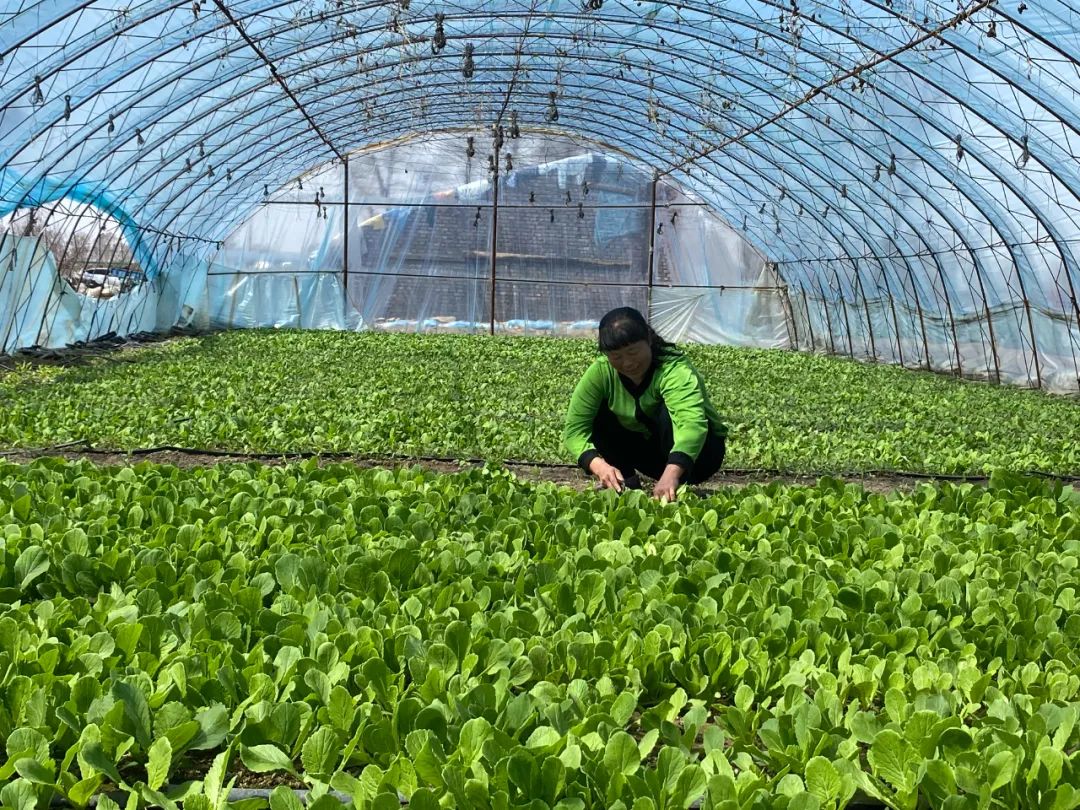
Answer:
[
  {"xmin": 1, "ymin": 459, "xmax": 1079, "ymax": 808},
  {"xmin": 1, "ymin": 331, "xmax": 1078, "ymax": 473}
]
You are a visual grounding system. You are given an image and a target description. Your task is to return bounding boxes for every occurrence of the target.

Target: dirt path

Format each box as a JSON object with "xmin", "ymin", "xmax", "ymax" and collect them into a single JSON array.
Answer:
[{"xmin": 0, "ymin": 445, "xmax": 973, "ymax": 494}]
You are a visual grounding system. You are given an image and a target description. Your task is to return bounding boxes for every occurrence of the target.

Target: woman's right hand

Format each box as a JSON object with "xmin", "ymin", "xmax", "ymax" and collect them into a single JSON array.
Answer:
[{"xmin": 589, "ymin": 457, "xmax": 625, "ymax": 492}]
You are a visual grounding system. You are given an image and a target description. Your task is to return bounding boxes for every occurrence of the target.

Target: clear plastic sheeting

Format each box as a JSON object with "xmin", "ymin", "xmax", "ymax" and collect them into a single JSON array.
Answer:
[
  {"xmin": 203, "ymin": 133, "xmax": 775, "ymax": 342},
  {"xmin": 0, "ymin": 233, "xmax": 163, "ymax": 352},
  {"xmin": 3, "ymin": 0, "xmax": 1080, "ymax": 390}
]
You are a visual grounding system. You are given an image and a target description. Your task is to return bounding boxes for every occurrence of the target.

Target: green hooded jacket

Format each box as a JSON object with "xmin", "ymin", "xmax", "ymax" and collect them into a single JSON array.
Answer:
[{"xmin": 562, "ymin": 351, "xmax": 727, "ymax": 472}]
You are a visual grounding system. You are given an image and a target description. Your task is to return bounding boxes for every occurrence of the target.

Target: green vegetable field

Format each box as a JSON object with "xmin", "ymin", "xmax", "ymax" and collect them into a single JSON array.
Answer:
[
  {"xmin": 2, "ymin": 332, "xmax": 1080, "ymax": 809},
  {"xmin": 1, "ymin": 331, "xmax": 1078, "ymax": 474}
]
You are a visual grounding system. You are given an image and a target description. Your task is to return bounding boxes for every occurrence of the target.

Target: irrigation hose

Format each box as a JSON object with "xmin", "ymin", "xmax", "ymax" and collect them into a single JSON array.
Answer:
[
  {"xmin": 46, "ymin": 785, "xmax": 891, "ymax": 810},
  {"xmin": 3, "ymin": 441, "xmax": 1079, "ymax": 483}
]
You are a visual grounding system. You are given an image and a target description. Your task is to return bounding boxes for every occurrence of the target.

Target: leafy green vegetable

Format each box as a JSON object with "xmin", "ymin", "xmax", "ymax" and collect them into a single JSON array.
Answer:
[
  {"xmin": 0, "ymin": 330, "xmax": 1077, "ymax": 474},
  {"xmin": 0, "ymin": 457, "xmax": 1079, "ymax": 808}
]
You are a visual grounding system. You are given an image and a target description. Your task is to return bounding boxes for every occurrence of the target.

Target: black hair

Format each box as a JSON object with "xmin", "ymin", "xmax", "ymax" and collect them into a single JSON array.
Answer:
[{"xmin": 597, "ymin": 307, "xmax": 679, "ymax": 357}]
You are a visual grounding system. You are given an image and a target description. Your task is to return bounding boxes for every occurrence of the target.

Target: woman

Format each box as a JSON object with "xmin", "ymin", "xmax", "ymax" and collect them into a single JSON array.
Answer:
[{"xmin": 563, "ymin": 307, "xmax": 727, "ymax": 501}]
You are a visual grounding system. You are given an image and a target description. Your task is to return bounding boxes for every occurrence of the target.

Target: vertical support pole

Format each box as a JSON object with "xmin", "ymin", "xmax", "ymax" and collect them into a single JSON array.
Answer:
[
  {"xmin": 489, "ymin": 140, "xmax": 500, "ymax": 336},
  {"xmin": 813, "ymin": 277, "xmax": 837, "ymax": 355},
  {"xmin": 776, "ymin": 267, "xmax": 798, "ymax": 349},
  {"xmin": 968, "ymin": 257, "xmax": 1001, "ymax": 383},
  {"xmin": 1058, "ymin": 257, "xmax": 1080, "ymax": 389},
  {"xmin": 926, "ymin": 253, "xmax": 963, "ymax": 376},
  {"xmin": 343, "ymin": 156, "xmax": 350, "ymax": 317},
  {"xmin": 903, "ymin": 266, "xmax": 932, "ymax": 371},
  {"xmin": 801, "ymin": 286, "xmax": 817, "ymax": 351},
  {"xmin": 646, "ymin": 172, "xmax": 658, "ymax": 317},
  {"xmin": 852, "ymin": 264, "xmax": 877, "ymax": 360},
  {"xmin": 830, "ymin": 266, "xmax": 855, "ymax": 358}
]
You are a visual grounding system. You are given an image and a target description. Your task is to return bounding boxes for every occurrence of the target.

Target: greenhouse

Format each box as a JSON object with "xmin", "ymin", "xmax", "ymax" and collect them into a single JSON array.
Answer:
[{"xmin": 2, "ymin": 1, "xmax": 1080, "ymax": 809}]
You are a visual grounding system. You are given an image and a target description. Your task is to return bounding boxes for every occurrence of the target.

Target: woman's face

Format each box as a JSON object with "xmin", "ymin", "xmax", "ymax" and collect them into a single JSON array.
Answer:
[{"xmin": 605, "ymin": 340, "xmax": 653, "ymax": 380}]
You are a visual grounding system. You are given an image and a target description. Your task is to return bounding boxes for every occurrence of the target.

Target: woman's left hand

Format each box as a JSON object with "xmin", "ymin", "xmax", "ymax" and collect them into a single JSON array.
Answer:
[{"xmin": 653, "ymin": 466, "xmax": 683, "ymax": 502}]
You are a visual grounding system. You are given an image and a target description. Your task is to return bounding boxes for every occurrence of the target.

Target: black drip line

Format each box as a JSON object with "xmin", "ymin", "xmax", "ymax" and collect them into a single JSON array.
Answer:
[{"xmin": 3, "ymin": 442, "xmax": 1079, "ymax": 484}]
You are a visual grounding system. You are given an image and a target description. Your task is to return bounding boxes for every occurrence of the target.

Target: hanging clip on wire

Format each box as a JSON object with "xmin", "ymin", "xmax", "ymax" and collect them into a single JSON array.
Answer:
[
  {"xmin": 466, "ymin": 136, "xmax": 475, "ymax": 158},
  {"xmin": 31, "ymin": 76, "xmax": 45, "ymax": 105},
  {"xmin": 462, "ymin": 44, "xmax": 475, "ymax": 79},
  {"xmin": 1016, "ymin": 134, "xmax": 1030, "ymax": 169},
  {"xmin": 432, "ymin": 13, "xmax": 446, "ymax": 54},
  {"xmin": 545, "ymin": 91, "xmax": 559, "ymax": 123}
]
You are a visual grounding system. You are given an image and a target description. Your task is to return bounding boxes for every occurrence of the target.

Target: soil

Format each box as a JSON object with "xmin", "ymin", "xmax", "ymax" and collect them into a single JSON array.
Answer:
[
  {"xmin": 0, "ymin": 445, "xmax": 968, "ymax": 495},
  {"xmin": 0, "ymin": 330, "xmax": 993, "ymax": 495}
]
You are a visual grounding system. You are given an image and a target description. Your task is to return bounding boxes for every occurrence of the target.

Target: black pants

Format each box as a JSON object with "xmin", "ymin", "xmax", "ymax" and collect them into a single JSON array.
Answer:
[{"xmin": 591, "ymin": 403, "xmax": 726, "ymax": 485}]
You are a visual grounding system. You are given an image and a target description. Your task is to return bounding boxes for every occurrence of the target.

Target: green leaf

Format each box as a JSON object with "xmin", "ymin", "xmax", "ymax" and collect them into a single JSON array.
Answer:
[
  {"xmin": 734, "ymin": 685, "xmax": 753, "ymax": 712},
  {"xmin": 14, "ymin": 546, "xmax": 48, "ymax": 590},
  {"xmin": 14, "ymin": 758, "xmax": 54, "ymax": 785},
  {"xmin": 269, "ymin": 786, "xmax": 303, "ymax": 810},
  {"xmin": 1, "ymin": 779, "xmax": 37, "ymax": 810},
  {"xmin": 458, "ymin": 717, "xmax": 493, "ymax": 766},
  {"xmin": 804, "ymin": 757, "xmax": 842, "ymax": 803},
  {"xmin": 240, "ymin": 744, "xmax": 298, "ymax": 775},
  {"xmin": 6, "ymin": 728, "xmax": 49, "ymax": 764},
  {"xmin": 147, "ymin": 737, "xmax": 172, "ymax": 791},
  {"xmin": 1030, "ymin": 747, "xmax": 1064, "ymax": 789},
  {"xmin": 66, "ymin": 775, "xmax": 105, "ymax": 807},
  {"xmin": 301, "ymin": 727, "xmax": 340, "ymax": 777},
  {"xmin": 190, "ymin": 704, "xmax": 229, "ymax": 751},
  {"xmin": 868, "ymin": 730, "xmax": 919, "ymax": 794},
  {"xmin": 986, "ymin": 749, "xmax": 1018, "ymax": 793},
  {"xmin": 9, "ymin": 491, "xmax": 31, "ymax": 521},
  {"xmin": 920, "ymin": 760, "xmax": 956, "ymax": 807},
  {"xmin": 407, "ymin": 789, "xmax": 440, "ymax": 810},
  {"xmin": 112, "ymin": 681, "xmax": 153, "ymax": 750},
  {"xmin": 604, "ymin": 731, "xmax": 641, "ymax": 777},
  {"xmin": 203, "ymin": 749, "xmax": 231, "ymax": 807},
  {"xmin": 526, "ymin": 726, "xmax": 562, "ymax": 750},
  {"xmin": 80, "ymin": 741, "xmax": 124, "ymax": 786},
  {"xmin": 610, "ymin": 692, "xmax": 638, "ymax": 727}
]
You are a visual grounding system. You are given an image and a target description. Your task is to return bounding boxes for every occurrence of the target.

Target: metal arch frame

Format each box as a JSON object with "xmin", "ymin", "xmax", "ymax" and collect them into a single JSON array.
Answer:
[
  {"xmin": 3, "ymin": 24, "xmax": 944, "ymax": 291},
  {"xmin": 118, "ymin": 42, "xmax": 1010, "ymax": 375},
  {"xmin": 6, "ymin": 0, "xmax": 1062, "ymax": 266},
  {"xmin": 19, "ymin": 34, "xmax": 989, "ymax": 371},
  {"xmin": 152, "ymin": 76, "xmax": 943, "ymax": 342},
  {"xmin": 0, "ymin": 0, "xmax": 1068, "ymax": 204},
  {"xmin": 21, "ymin": 19, "xmax": 987, "ymax": 292},
  {"xmin": 179, "ymin": 89, "xmax": 951, "ymax": 367},
  {"xmin": 4, "ymin": 0, "xmax": 1075, "ymax": 253},
  {"xmin": 1, "ymin": 4, "xmax": 1071, "ymax": 379},
  {"xmin": 0, "ymin": 45, "xmax": 990, "ymax": 374},
  {"xmin": 10, "ymin": 0, "xmax": 1080, "ymax": 185},
  {"xmin": 25, "ymin": 13, "xmax": 1023, "ymax": 311},
  {"xmin": 210, "ymin": 102, "xmax": 883, "ymax": 288},
  {"xmin": 834, "ymin": 0, "xmax": 1080, "ymax": 317}
]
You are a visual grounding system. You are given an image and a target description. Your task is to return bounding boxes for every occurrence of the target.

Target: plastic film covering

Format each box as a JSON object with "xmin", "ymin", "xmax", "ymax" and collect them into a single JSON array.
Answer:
[
  {"xmin": 204, "ymin": 133, "xmax": 772, "ymax": 340},
  {"xmin": 1, "ymin": 0, "xmax": 1080, "ymax": 390}
]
